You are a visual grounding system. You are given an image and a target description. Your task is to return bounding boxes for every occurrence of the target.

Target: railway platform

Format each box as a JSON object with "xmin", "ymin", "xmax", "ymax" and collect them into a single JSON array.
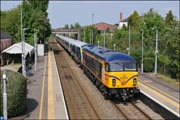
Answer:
[
  {"xmin": 16, "ymin": 51, "xmax": 69, "ymax": 119},
  {"xmin": 139, "ymin": 73, "xmax": 180, "ymax": 117}
]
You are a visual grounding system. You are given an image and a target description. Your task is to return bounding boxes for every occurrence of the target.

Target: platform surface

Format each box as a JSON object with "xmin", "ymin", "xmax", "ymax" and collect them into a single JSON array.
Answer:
[
  {"xmin": 139, "ymin": 73, "xmax": 179, "ymax": 117},
  {"xmin": 24, "ymin": 51, "xmax": 68, "ymax": 119}
]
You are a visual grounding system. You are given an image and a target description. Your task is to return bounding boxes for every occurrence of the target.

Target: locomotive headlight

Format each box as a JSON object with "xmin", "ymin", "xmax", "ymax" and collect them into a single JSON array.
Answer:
[
  {"xmin": 133, "ymin": 78, "xmax": 137, "ymax": 86},
  {"xmin": 112, "ymin": 79, "xmax": 116, "ymax": 86}
]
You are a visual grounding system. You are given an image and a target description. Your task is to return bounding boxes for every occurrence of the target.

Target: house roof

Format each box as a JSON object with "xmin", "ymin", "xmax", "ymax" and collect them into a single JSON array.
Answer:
[
  {"xmin": 0, "ymin": 30, "xmax": 12, "ymax": 40},
  {"xmin": 2, "ymin": 42, "xmax": 34, "ymax": 56},
  {"xmin": 95, "ymin": 22, "xmax": 115, "ymax": 32}
]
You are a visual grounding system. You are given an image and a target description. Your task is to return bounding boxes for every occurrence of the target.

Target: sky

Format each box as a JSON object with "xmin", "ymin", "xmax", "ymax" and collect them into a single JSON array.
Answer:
[{"xmin": 1, "ymin": 1, "xmax": 180, "ymax": 29}]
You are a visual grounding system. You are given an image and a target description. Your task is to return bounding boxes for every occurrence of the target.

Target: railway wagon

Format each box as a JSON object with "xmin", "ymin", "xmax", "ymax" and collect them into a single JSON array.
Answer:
[
  {"xmin": 70, "ymin": 40, "xmax": 87, "ymax": 64},
  {"xmin": 82, "ymin": 45, "xmax": 140, "ymax": 100},
  {"xmin": 55, "ymin": 34, "xmax": 76, "ymax": 56},
  {"xmin": 55, "ymin": 34, "xmax": 87, "ymax": 64}
]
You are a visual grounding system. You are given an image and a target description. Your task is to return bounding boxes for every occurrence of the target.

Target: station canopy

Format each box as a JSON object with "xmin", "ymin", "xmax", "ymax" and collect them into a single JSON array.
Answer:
[{"xmin": 2, "ymin": 42, "xmax": 34, "ymax": 56}]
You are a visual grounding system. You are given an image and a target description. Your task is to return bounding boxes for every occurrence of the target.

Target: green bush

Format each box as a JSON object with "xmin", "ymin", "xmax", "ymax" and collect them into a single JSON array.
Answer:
[
  {"xmin": 0, "ymin": 70, "xmax": 27, "ymax": 118},
  {"xmin": 144, "ymin": 57, "xmax": 154, "ymax": 72}
]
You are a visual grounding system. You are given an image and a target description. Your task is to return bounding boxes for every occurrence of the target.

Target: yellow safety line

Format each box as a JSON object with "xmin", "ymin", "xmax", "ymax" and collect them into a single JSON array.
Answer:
[
  {"xmin": 48, "ymin": 51, "xmax": 55, "ymax": 119},
  {"xmin": 139, "ymin": 82, "xmax": 179, "ymax": 107},
  {"xmin": 38, "ymin": 55, "xmax": 47, "ymax": 120}
]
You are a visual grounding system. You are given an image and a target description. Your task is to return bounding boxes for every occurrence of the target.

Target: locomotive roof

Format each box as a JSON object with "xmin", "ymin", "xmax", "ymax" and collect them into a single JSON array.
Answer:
[{"xmin": 82, "ymin": 45, "xmax": 136, "ymax": 62}]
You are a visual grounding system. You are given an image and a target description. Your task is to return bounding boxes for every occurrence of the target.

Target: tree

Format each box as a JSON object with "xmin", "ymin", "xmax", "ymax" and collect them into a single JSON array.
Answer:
[
  {"xmin": 128, "ymin": 10, "xmax": 142, "ymax": 30},
  {"xmin": 74, "ymin": 22, "xmax": 81, "ymax": 29},
  {"xmin": 0, "ymin": 0, "xmax": 51, "ymax": 45},
  {"xmin": 165, "ymin": 10, "xmax": 175, "ymax": 26},
  {"xmin": 25, "ymin": 0, "xmax": 51, "ymax": 44},
  {"xmin": 64, "ymin": 24, "xmax": 69, "ymax": 29},
  {"xmin": 70, "ymin": 24, "xmax": 74, "ymax": 29},
  {"xmin": 0, "ymin": 6, "xmax": 21, "ymax": 43},
  {"xmin": 143, "ymin": 8, "xmax": 164, "ymax": 34},
  {"xmin": 81, "ymin": 25, "xmax": 97, "ymax": 44}
]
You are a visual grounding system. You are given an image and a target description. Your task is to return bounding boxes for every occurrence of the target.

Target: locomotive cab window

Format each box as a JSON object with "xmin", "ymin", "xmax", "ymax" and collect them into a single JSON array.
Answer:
[
  {"xmin": 124, "ymin": 63, "xmax": 137, "ymax": 71},
  {"xmin": 109, "ymin": 63, "xmax": 123, "ymax": 72}
]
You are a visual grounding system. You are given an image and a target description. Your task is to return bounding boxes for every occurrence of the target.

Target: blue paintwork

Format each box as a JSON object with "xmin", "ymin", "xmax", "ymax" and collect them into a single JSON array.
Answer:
[{"xmin": 82, "ymin": 45, "xmax": 136, "ymax": 63}]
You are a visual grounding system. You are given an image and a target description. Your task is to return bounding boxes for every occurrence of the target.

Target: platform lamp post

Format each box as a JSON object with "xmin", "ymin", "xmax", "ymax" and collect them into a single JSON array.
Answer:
[
  {"xmin": 141, "ymin": 29, "xmax": 144, "ymax": 74},
  {"xmin": 92, "ymin": 13, "xmax": 94, "ymax": 44},
  {"xmin": 154, "ymin": 28, "xmax": 158, "ymax": 75},
  {"xmin": 22, "ymin": 28, "xmax": 29, "ymax": 77},
  {"xmin": 21, "ymin": 8, "xmax": 23, "ymax": 76},
  {"xmin": 2, "ymin": 70, "xmax": 8, "ymax": 120},
  {"xmin": 34, "ymin": 28, "xmax": 37, "ymax": 72},
  {"xmin": 89, "ymin": 31, "xmax": 91, "ymax": 44},
  {"xmin": 21, "ymin": 0, "xmax": 30, "ymax": 77},
  {"xmin": 128, "ymin": 25, "xmax": 131, "ymax": 55},
  {"xmin": 104, "ymin": 30, "xmax": 106, "ymax": 47},
  {"xmin": 83, "ymin": 30, "xmax": 85, "ymax": 42},
  {"xmin": 113, "ymin": 43, "xmax": 116, "ymax": 51}
]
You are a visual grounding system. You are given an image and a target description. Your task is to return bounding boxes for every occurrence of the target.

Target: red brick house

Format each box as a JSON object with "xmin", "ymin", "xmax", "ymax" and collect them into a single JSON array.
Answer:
[{"xmin": 94, "ymin": 22, "xmax": 116, "ymax": 33}]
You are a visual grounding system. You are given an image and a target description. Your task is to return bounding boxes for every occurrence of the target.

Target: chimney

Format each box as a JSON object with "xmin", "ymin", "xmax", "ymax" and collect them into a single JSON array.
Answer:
[{"xmin": 120, "ymin": 12, "xmax": 122, "ymax": 22}]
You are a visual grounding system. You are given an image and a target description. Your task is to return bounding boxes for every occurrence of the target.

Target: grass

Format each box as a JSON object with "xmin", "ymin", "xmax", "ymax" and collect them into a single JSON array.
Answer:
[{"xmin": 157, "ymin": 74, "xmax": 179, "ymax": 87}]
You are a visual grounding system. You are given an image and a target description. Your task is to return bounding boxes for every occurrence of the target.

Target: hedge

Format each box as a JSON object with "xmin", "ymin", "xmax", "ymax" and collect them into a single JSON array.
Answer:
[{"xmin": 0, "ymin": 70, "xmax": 27, "ymax": 118}]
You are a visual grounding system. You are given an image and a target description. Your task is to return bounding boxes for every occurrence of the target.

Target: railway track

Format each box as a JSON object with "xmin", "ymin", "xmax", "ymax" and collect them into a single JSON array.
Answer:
[
  {"xmin": 112, "ymin": 100, "xmax": 152, "ymax": 119},
  {"xmin": 49, "ymin": 38, "xmax": 163, "ymax": 119},
  {"xmin": 50, "ymin": 39, "xmax": 99, "ymax": 119}
]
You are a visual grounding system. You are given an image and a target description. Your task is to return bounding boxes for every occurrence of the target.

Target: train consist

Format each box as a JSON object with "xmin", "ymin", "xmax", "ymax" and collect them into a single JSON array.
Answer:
[{"xmin": 56, "ymin": 34, "xmax": 140, "ymax": 100}]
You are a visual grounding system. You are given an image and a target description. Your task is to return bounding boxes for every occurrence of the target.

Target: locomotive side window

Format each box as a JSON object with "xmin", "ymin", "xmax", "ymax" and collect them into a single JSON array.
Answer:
[{"xmin": 105, "ymin": 63, "xmax": 109, "ymax": 72}]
